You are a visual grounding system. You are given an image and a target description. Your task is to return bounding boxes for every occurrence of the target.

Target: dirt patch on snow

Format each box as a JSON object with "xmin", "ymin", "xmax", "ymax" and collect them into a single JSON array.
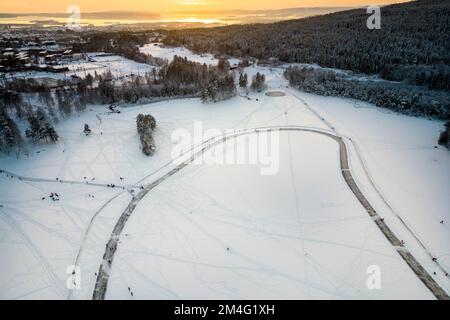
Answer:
[{"xmin": 265, "ymin": 91, "xmax": 286, "ymax": 97}]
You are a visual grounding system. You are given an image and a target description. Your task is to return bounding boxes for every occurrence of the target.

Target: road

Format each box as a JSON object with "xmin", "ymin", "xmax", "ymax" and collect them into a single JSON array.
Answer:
[{"xmin": 91, "ymin": 125, "xmax": 449, "ymax": 300}]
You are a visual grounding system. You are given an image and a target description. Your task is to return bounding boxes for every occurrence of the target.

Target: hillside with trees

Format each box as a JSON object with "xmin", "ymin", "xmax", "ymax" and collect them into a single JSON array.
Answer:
[
  {"xmin": 284, "ymin": 66, "xmax": 449, "ymax": 119},
  {"xmin": 163, "ymin": 0, "xmax": 450, "ymax": 90}
]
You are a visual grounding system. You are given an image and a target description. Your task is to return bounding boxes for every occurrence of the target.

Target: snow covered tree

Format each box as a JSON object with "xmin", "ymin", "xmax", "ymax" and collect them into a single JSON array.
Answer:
[
  {"xmin": 136, "ymin": 114, "xmax": 157, "ymax": 156},
  {"xmin": 25, "ymin": 109, "xmax": 59, "ymax": 143},
  {"xmin": 218, "ymin": 58, "xmax": 230, "ymax": 73},
  {"xmin": 221, "ymin": 74, "xmax": 236, "ymax": 100},
  {"xmin": 85, "ymin": 73, "xmax": 94, "ymax": 86},
  {"xmin": 98, "ymin": 78, "xmax": 116, "ymax": 104},
  {"xmin": 201, "ymin": 79, "xmax": 219, "ymax": 103},
  {"xmin": 25, "ymin": 115, "xmax": 42, "ymax": 141},
  {"xmin": 284, "ymin": 66, "xmax": 450, "ymax": 120},
  {"xmin": 55, "ymin": 89, "xmax": 72, "ymax": 117},
  {"xmin": 239, "ymin": 73, "xmax": 248, "ymax": 88},
  {"xmin": 44, "ymin": 123, "xmax": 59, "ymax": 143},
  {"xmin": 0, "ymin": 111, "xmax": 23, "ymax": 154}
]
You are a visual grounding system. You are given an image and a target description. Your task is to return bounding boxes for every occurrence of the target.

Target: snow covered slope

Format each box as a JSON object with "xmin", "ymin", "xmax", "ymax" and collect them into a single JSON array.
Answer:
[
  {"xmin": 5, "ymin": 54, "xmax": 155, "ymax": 81},
  {"xmin": 140, "ymin": 43, "xmax": 240, "ymax": 66}
]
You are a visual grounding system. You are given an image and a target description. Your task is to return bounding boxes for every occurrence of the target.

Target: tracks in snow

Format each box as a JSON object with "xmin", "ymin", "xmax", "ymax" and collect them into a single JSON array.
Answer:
[
  {"xmin": 287, "ymin": 88, "xmax": 450, "ymax": 279},
  {"xmin": 0, "ymin": 169, "xmax": 127, "ymax": 190},
  {"xmin": 91, "ymin": 125, "xmax": 449, "ymax": 300}
]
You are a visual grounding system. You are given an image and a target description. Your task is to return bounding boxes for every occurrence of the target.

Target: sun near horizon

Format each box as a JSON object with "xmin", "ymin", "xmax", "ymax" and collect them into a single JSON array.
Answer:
[{"xmin": 1, "ymin": 0, "xmax": 411, "ymax": 14}]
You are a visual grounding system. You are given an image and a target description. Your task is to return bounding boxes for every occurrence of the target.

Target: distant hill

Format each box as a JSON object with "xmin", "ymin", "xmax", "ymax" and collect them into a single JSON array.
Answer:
[
  {"xmin": 0, "ymin": 11, "xmax": 161, "ymax": 20},
  {"xmin": 164, "ymin": 0, "xmax": 450, "ymax": 90},
  {"xmin": 169, "ymin": 7, "xmax": 355, "ymax": 23},
  {"xmin": 0, "ymin": 7, "xmax": 353, "ymax": 25}
]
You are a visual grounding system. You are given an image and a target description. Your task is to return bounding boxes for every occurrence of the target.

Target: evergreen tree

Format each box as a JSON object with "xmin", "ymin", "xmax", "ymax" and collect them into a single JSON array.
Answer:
[
  {"xmin": 25, "ymin": 109, "xmax": 59, "ymax": 143},
  {"xmin": 251, "ymin": 72, "xmax": 266, "ymax": 92},
  {"xmin": 84, "ymin": 123, "xmax": 92, "ymax": 136},
  {"xmin": 239, "ymin": 73, "xmax": 248, "ymax": 88},
  {"xmin": 0, "ymin": 111, "xmax": 23, "ymax": 154},
  {"xmin": 218, "ymin": 58, "xmax": 230, "ymax": 73},
  {"xmin": 136, "ymin": 114, "xmax": 157, "ymax": 156}
]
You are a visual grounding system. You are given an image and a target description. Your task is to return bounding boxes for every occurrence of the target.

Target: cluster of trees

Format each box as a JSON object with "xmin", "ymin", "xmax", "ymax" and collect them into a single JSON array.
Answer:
[
  {"xmin": 201, "ymin": 75, "xmax": 236, "ymax": 102},
  {"xmin": 163, "ymin": 0, "xmax": 450, "ymax": 90},
  {"xmin": 72, "ymin": 31, "xmax": 166, "ymax": 67},
  {"xmin": 0, "ymin": 111, "xmax": 23, "ymax": 154},
  {"xmin": 2, "ymin": 54, "xmax": 238, "ymax": 109},
  {"xmin": 0, "ymin": 107, "xmax": 59, "ymax": 154},
  {"xmin": 1, "ymin": 77, "xmax": 90, "ymax": 120},
  {"xmin": 73, "ymin": 31, "xmax": 149, "ymax": 53},
  {"xmin": 25, "ymin": 108, "xmax": 59, "ymax": 143},
  {"xmin": 0, "ymin": 89, "xmax": 22, "ymax": 116},
  {"xmin": 91, "ymin": 56, "xmax": 237, "ymax": 103},
  {"xmin": 250, "ymin": 72, "xmax": 267, "ymax": 92},
  {"xmin": 380, "ymin": 64, "xmax": 450, "ymax": 91},
  {"xmin": 239, "ymin": 73, "xmax": 248, "ymax": 88},
  {"xmin": 284, "ymin": 66, "xmax": 450, "ymax": 120},
  {"xmin": 136, "ymin": 114, "xmax": 156, "ymax": 156},
  {"xmin": 158, "ymin": 56, "xmax": 236, "ymax": 103},
  {"xmin": 91, "ymin": 56, "xmax": 238, "ymax": 104}
]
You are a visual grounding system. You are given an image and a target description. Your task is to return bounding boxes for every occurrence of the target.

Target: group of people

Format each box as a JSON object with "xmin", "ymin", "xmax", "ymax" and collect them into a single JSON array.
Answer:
[{"xmin": 49, "ymin": 193, "xmax": 60, "ymax": 201}]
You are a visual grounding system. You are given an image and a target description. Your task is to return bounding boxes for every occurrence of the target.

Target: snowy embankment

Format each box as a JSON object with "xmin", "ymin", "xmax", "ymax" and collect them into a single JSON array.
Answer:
[{"xmin": 0, "ymin": 46, "xmax": 448, "ymax": 300}]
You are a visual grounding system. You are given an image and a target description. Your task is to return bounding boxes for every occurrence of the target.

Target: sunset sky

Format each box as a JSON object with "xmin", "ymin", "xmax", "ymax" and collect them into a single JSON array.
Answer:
[{"xmin": 1, "ymin": 0, "xmax": 409, "ymax": 13}]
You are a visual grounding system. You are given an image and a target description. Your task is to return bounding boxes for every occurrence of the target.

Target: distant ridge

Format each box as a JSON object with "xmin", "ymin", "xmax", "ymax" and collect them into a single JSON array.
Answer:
[
  {"xmin": 0, "ymin": 11, "xmax": 161, "ymax": 20},
  {"xmin": 0, "ymin": 7, "xmax": 353, "ymax": 22}
]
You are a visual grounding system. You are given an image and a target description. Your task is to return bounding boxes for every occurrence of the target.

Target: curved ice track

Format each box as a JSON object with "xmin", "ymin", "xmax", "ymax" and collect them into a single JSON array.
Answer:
[{"xmin": 92, "ymin": 125, "xmax": 449, "ymax": 300}]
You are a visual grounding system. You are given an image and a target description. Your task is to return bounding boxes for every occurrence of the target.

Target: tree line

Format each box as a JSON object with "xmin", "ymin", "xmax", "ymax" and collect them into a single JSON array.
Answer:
[{"xmin": 284, "ymin": 66, "xmax": 450, "ymax": 120}]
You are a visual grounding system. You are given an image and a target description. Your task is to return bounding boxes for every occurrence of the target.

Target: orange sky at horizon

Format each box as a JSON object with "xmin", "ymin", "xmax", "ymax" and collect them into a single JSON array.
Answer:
[{"xmin": 0, "ymin": 0, "xmax": 410, "ymax": 14}]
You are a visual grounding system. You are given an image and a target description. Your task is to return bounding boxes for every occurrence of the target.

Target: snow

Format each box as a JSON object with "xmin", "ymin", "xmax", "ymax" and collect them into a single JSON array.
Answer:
[
  {"xmin": 66, "ymin": 54, "xmax": 155, "ymax": 78},
  {"xmin": 0, "ymin": 56, "xmax": 448, "ymax": 300},
  {"xmin": 5, "ymin": 44, "xmax": 241, "ymax": 82},
  {"xmin": 295, "ymin": 92, "xmax": 450, "ymax": 274},
  {"xmin": 140, "ymin": 43, "xmax": 241, "ymax": 66},
  {"xmin": 0, "ymin": 177, "xmax": 126, "ymax": 299},
  {"xmin": 106, "ymin": 131, "xmax": 433, "ymax": 299},
  {"xmin": 4, "ymin": 54, "xmax": 155, "ymax": 81}
]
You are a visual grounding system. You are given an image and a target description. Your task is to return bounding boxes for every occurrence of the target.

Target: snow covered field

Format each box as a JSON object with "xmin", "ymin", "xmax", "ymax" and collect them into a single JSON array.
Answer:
[
  {"xmin": 5, "ymin": 44, "xmax": 240, "ymax": 83},
  {"xmin": 0, "ymin": 48, "xmax": 449, "ymax": 300},
  {"xmin": 105, "ymin": 131, "xmax": 433, "ymax": 299},
  {"xmin": 140, "ymin": 43, "xmax": 241, "ymax": 66},
  {"xmin": 4, "ymin": 53, "xmax": 155, "ymax": 81}
]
